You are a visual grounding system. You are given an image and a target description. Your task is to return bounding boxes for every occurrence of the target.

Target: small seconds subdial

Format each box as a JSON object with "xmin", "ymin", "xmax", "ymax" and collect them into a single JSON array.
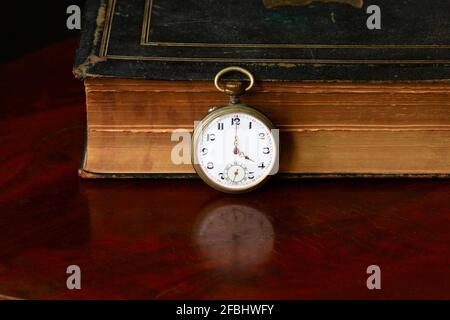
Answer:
[
  {"xmin": 193, "ymin": 105, "xmax": 277, "ymax": 193},
  {"xmin": 224, "ymin": 163, "xmax": 248, "ymax": 184}
]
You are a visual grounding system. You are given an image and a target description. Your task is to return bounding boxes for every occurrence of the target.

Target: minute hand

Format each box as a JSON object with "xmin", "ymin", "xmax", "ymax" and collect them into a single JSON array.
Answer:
[{"xmin": 233, "ymin": 122, "xmax": 240, "ymax": 155}]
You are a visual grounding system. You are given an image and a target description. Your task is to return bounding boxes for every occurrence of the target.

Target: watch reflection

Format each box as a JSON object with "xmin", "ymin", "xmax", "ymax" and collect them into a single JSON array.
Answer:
[{"xmin": 193, "ymin": 200, "xmax": 274, "ymax": 273}]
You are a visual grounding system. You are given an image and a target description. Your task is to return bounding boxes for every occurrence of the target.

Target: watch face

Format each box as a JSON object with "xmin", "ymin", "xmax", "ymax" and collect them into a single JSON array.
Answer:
[{"xmin": 193, "ymin": 105, "xmax": 277, "ymax": 193}]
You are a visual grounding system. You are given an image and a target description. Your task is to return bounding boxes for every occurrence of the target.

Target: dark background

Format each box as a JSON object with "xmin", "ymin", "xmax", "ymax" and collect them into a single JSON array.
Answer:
[{"xmin": 0, "ymin": 1, "xmax": 85, "ymax": 64}]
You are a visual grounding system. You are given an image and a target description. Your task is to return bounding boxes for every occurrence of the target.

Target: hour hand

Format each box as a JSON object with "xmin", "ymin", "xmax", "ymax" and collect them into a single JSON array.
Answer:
[{"xmin": 239, "ymin": 151, "xmax": 255, "ymax": 162}]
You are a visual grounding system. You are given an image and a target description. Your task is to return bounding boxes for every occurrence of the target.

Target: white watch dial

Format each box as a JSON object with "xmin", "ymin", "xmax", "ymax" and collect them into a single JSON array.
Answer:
[{"xmin": 194, "ymin": 109, "xmax": 277, "ymax": 192}]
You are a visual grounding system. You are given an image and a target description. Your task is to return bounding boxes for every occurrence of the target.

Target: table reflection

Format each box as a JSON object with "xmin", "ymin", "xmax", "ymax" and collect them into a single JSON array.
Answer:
[{"xmin": 194, "ymin": 200, "xmax": 274, "ymax": 272}]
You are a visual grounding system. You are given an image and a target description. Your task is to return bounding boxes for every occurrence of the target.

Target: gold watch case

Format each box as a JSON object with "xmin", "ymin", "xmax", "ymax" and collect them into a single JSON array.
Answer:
[{"xmin": 191, "ymin": 104, "xmax": 278, "ymax": 194}]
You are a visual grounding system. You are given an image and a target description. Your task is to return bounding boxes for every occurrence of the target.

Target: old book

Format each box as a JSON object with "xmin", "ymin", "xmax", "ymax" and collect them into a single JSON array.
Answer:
[{"xmin": 75, "ymin": 0, "xmax": 450, "ymax": 178}]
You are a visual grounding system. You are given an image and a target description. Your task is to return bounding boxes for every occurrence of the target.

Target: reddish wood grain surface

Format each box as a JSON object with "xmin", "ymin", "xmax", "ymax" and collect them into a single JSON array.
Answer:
[{"xmin": 0, "ymin": 38, "xmax": 449, "ymax": 300}]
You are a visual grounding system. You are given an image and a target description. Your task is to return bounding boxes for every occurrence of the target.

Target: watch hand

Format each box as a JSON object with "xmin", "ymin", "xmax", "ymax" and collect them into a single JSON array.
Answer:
[
  {"xmin": 233, "ymin": 169, "xmax": 239, "ymax": 181},
  {"xmin": 233, "ymin": 124, "xmax": 240, "ymax": 155},
  {"xmin": 244, "ymin": 155, "xmax": 255, "ymax": 162},
  {"xmin": 239, "ymin": 151, "xmax": 255, "ymax": 162}
]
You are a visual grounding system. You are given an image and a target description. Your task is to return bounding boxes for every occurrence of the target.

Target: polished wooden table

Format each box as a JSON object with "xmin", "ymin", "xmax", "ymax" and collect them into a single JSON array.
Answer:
[{"xmin": 0, "ymin": 38, "xmax": 449, "ymax": 300}]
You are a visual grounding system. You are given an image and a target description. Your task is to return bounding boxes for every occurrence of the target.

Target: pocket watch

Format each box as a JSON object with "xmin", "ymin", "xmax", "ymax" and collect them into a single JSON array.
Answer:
[{"xmin": 192, "ymin": 67, "xmax": 279, "ymax": 193}]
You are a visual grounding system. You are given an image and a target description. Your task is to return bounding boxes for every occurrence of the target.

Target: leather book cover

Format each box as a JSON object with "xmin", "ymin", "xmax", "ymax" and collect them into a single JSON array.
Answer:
[{"xmin": 74, "ymin": 0, "xmax": 450, "ymax": 82}]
